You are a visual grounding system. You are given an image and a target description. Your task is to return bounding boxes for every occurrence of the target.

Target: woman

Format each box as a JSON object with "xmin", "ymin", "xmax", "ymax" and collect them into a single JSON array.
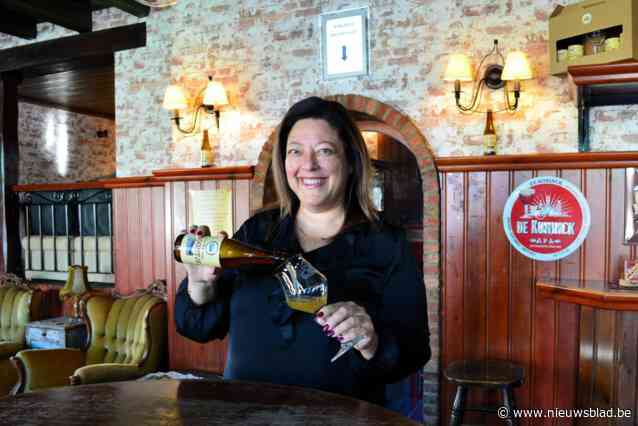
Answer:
[{"xmin": 175, "ymin": 96, "xmax": 430, "ymax": 405}]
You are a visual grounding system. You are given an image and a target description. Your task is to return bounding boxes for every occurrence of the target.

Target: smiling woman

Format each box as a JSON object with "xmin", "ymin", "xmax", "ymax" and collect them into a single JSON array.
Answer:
[{"xmin": 174, "ymin": 95, "xmax": 430, "ymax": 411}]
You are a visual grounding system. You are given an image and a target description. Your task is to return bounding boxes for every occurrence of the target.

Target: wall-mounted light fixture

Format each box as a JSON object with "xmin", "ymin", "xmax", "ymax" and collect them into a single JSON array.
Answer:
[
  {"xmin": 162, "ymin": 76, "xmax": 229, "ymax": 134},
  {"xmin": 443, "ymin": 40, "xmax": 533, "ymax": 113}
]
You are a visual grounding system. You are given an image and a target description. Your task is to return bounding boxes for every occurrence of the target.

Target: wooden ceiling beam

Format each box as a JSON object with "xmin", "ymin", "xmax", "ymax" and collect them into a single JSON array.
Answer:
[
  {"xmin": 0, "ymin": 0, "xmax": 92, "ymax": 34},
  {"xmin": 91, "ymin": 0, "xmax": 150, "ymax": 18},
  {"xmin": 0, "ymin": 7, "xmax": 36, "ymax": 39},
  {"xmin": 0, "ymin": 23, "xmax": 146, "ymax": 73}
]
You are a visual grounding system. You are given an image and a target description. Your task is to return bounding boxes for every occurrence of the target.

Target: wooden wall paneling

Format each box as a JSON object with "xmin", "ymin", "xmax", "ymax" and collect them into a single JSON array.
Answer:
[
  {"xmin": 486, "ymin": 171, "xmax": 511, "ymax": 362},
  {"xmin": 440, "ymin": 171, "xmax": 465, "ymax": 426},
  {"xmin": 125, "ymin": 187, "xmax": 143, "ymax": 294},
  {"xmin": 139, "ymin": 187, "xmax": 154, "ymax": 287},
  {"xmin": 113, "ymin": 186, "xmax": 166, "ymax": 294},
  {"xmin": 558, "ymin": 170, "xmax": 585, "ymax": 280},
  {"xmin": 464, "ymin": 171, "xmax": 488, "ymax": 425},
  {"xmin": 579, "ymin": 304, "xmax": 596, "ymax": 412},
  {"xmin": 485, "ymin": 169, "xmax": 514, "ymax": 426},
  {"xmin": 583, "ymin": 169, "xmax": 608, "ymax": 282},
  {"xmin": 586, "ymin": 169, "xmax": 616, "ymax": 416},
  {"xmin": 438, "ymin": 159, "xmax": 638, "ymax": 426},
  {"xmin": 152, "ymin": 186, "xmax": 166, "ymax": 281},
  {"xmin": 465, "ymin": 171, "xmax": 487, "ymax": 361},
  {"xmin": 610, "ymin": 169, "xmax": 638, "ymax": 425},
  {"xmin": 552, "ymin": 169, "xmax": 580, "ymax": 425},
  {"xmin": 113, "ymin": 188, "xmax": 130, "ymax": 293},
  {"xmin": 552, "ymin": 169, "xmax": 593, "ymax": 414},
  {"xmin": 556, "ymin": 170, "xmax": 582, "ymax": 425},
  {"xmin": 510, "ymin": 170, "xmax": 534, "ymax": 426},
  {"xmin": 166, "ymin": 180, "xmax": 187, "ymax": 371},
  {"xmin": 616, "ymin": 312, "xmax": 638, "ymax": 426},
  {"xmin": 531, "ymin": 169, "xmax": 559, "ymax": 426},
  {"xmin": 591, "ymin": 309, "xmax": 616, "ymax": 416},
  {"xmin": 163, "ymin": 178, "xmax": 251, "ymax": 375},
  {"xmin": 607, "ymin": 169, "xmax": 630, "ymax": 284}
]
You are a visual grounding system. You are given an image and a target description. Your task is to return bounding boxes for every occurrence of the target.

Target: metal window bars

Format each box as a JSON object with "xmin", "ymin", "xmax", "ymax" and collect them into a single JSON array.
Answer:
[{"xmin": 17, "ymin": 189, "xmax": 114, "ymax": 284}]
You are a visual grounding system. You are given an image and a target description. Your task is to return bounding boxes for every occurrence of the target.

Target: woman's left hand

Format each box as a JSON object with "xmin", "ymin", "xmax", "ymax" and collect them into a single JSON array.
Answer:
[{"xmin": 316, "ymin": 302, "xmax": 378, "ymax": 360}]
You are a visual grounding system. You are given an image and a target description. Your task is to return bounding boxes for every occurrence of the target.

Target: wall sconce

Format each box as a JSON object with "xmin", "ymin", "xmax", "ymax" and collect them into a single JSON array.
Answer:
[
  {"xmin": 443, "ymin": 40, "xmax": 533, "ymax": 113},
  {"xmin": 60, "ymin": 265, "xmax": 90, "ymax": 320},
  {"xmin": 162, "ymin": 76, "xmax": 229, "ymax": 134}
]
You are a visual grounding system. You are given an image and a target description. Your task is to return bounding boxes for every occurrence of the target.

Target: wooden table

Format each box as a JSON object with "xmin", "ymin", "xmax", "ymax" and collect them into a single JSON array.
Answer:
[
  {"xmin": 536, "ymin": 277, "xmax": 638, "ymax": 311},
  {"xmin": 0, "ymin": 379, "xmax": 418, "ymax": 425}
]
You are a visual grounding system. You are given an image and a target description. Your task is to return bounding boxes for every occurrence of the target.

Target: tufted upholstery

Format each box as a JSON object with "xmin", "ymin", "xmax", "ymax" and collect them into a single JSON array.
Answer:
[
  {"xmin": 0, "ymin": 274, "xmax": 42, "ymax": 395},
  {"xmin": 12, "ymin": 280, "xmax": 166, "ymax": 393}
]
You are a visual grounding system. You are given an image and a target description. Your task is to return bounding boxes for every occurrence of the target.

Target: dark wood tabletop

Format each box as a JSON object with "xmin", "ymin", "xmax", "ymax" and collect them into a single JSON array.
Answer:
[{"xmin": 0, "ymin": 379, "xmax": 419, "ymax": 425}]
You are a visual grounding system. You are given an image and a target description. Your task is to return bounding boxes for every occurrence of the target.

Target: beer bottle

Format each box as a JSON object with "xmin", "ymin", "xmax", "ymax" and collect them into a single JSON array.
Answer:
[
  {"xmin": 174, "ymin": 233, "xmax": 287, "ymax": 269},
  {"xmin": 483, "ymin": 109, "xmax": 497, "ymax": 155},
  {"xmin": 200, "ymin": 129, "xmax": 213, "ymax": 167}
]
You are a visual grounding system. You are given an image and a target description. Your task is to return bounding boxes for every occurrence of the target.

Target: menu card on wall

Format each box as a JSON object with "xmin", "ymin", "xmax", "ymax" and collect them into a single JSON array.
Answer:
[{"xmin": 189, "ymin": 189, "xmax": 234, "ymax": 234}]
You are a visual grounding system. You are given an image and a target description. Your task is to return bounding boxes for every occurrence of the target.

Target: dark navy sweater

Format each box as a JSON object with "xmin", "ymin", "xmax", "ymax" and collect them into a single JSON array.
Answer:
[{"xmin": 174, "ymin": 209, "xmax": 430, "ymax": 405}]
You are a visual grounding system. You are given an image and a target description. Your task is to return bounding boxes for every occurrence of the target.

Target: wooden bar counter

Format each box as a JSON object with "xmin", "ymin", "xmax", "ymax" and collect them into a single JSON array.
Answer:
[{"xmin": 537, "ymin": 278, "xmax": 638, "ymax": 311}]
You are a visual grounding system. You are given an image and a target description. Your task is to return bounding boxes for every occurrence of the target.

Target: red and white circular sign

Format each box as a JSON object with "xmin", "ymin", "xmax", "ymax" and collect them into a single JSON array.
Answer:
[{"xmin": 503, "ymin": 177, "xmax": 591, "ymax": 261}]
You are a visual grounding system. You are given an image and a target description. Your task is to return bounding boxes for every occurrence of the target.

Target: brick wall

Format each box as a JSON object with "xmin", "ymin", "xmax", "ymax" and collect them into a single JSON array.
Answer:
[
  {"xmin": 18, "ymin": 102, "xmax": 115, "ymax": 184},
  {"xmin": 1, "ymin": 1, "xmax": 637, "ymax": 179}
]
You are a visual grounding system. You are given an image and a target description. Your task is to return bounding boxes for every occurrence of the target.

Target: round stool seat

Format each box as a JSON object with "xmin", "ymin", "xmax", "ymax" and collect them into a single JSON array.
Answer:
[
  {"xmin": 445, "ymin": 360, "xmax": 524, "ymax": 387},
  {"xmin": 444, "ymin": 360, "xmax": 525, "ymax": 426}
]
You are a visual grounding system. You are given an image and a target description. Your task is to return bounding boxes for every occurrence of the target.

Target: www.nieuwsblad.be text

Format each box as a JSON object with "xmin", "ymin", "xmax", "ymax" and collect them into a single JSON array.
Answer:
[{"xmin": 498, "ymin": 406, "xmax": 633, "ymax": 419}]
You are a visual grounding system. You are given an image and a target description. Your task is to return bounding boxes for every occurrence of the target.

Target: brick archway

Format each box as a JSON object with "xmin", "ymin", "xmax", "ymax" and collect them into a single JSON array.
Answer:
[{"xmin": 251, "ymin": 94, "xmax": 441, "ymax": 423}]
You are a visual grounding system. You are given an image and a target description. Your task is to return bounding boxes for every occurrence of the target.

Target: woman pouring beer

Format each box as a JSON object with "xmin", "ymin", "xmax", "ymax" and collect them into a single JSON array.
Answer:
[{"xmin": 174, "ymin": 96, "xmax": 430, "ymax": 406}]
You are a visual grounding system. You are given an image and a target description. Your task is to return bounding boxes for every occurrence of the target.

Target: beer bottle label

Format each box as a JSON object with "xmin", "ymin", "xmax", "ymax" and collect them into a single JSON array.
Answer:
[
  {"xmin": 484, "ymin": 134, "xmax": 497, "ymax": 155},
  {"xmin": 178, "ymin": 234, "xmax": 222, "ymax": 267}
]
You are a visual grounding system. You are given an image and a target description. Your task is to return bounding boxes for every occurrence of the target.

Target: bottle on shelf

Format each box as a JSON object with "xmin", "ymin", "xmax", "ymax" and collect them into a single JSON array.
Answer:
[
  {"xmin": 200, "ymin": 129, "xmax": 213, "ymax": 168},
  {"xmin": 483, "ymin": 109, "xmax": 497, "ymax": 156},
  {"xmin": 174, "ymin": 232, "xmax": 287, "ymax": 269}
]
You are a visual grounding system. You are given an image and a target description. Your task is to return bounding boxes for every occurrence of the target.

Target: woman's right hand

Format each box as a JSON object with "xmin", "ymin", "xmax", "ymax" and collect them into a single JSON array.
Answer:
[{"xmin": 182, "ymin": 225, "xmax": 227, "ymax": 305}]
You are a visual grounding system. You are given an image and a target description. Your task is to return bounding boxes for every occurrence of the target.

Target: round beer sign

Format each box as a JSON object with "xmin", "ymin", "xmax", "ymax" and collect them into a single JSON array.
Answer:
[{"xmin": 503, "ymin": 176, "xmax": 591, "ymax": 261}]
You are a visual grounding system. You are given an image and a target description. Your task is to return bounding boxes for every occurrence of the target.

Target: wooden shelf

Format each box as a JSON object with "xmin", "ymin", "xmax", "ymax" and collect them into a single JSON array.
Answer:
[
  {"xmin": 11, "ymin": 166, "xmax": 255, "ymax": 192},
  {"xmin": 569, "ymin": 60, "xmax": 638, "ymax": 86},
  {"xmin": 537, "ymin": 278, "xmax": 638, "ymax": 311},
  {"xmin": 435, "ymin": 151, "xmax": 638, "ymax": 172},
  {"xmin": 152, "ymin": 166, "xmax": 254, "ymax": 181}
]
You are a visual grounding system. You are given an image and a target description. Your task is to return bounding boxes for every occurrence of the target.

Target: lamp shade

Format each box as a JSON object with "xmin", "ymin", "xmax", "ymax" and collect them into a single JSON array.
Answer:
[
  {"xmin": 443, "ymin": 54, "xmax": 473, "ymax": 82},
  {"xmin": 202, "ymin": 80, "xmax": 229, "ymax": 107},
  {"xmin": 501, "ymin": 51, "xmax": 533, "ymax": 81},
  {"xmin": 162, "ymin": 85, "xmax": 188, "ymax": 110},
  {"xmin": 60, "ymin": 265, "xmax": 89, "ymax": 299}
]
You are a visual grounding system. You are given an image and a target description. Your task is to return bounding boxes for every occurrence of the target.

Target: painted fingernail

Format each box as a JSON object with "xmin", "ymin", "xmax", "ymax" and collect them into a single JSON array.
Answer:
[
  {"xmin": 315, "ymin": 311, "xmax": 324, "ymax": 318},
  {"xmin": 337, "ymin": 335, "xmax": 344, "ymax": 341},
  {"xmin": 326, "ymin": 330, "xmax": 334, "ymax": 337},
  {"xmin": 322, "ymin": 324, "xmax": 330, "ymax": 331}
]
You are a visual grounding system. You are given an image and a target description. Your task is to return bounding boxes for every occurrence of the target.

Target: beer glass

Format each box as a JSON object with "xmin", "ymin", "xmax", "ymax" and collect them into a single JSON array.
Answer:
[{"xmin": 275, "ymin": 254, "xmax": 363, "ymax": 362}]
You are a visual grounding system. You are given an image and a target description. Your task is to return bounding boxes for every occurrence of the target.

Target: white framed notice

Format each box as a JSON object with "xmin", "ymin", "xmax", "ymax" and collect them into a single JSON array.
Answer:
[{"xmin": 321, "ymin": 8, "xmax": 369, "ymax": 80}]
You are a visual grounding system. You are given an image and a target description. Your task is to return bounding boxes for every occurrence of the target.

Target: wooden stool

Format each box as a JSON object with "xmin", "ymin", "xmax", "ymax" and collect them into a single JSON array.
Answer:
[{"xmin": 444, "ymin": 360, "xmax": 524, "ymax": 426}]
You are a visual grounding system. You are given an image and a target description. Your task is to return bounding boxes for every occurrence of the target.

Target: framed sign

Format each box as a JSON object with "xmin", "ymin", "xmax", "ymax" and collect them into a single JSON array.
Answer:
[
  {"xmin": 321, "ymin": 8, "xmax": 369, "ymax": 80},
  {"xmin": 503, "ymin": 176, "xmax": 591, "ymax": 261}
]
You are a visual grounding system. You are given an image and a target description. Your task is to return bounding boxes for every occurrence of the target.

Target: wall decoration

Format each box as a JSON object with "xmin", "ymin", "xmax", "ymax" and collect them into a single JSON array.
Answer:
[
  {"xmin": 503, "ymin": 176, "xmax": 591, "ymax": 261},
  {"xmin": 321, "ymin": 8, "xmax": 369, "ymax": 80}
]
